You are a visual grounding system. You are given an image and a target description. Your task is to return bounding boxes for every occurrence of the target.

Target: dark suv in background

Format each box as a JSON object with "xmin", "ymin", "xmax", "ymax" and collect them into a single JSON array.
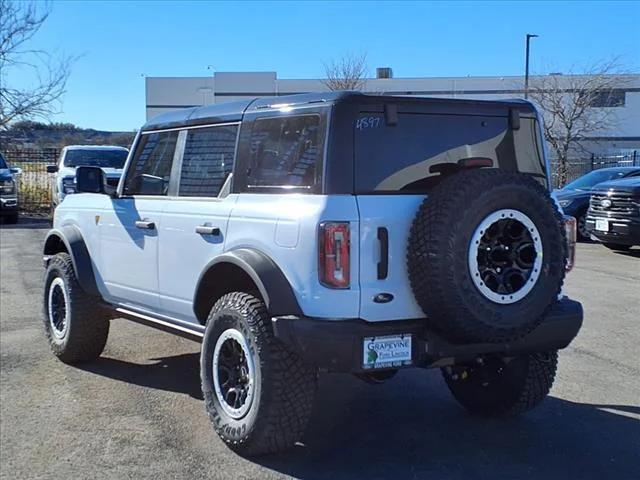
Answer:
[
  {"xmin": 555, "ymin": 167, "xmax": 640, "ymax": 240},
  {"xmin": 0, "ymin": 152, "xmax": 21, "ymax": 224},
  {"xmin": 586, "ymin": 176, "xmax": 640, "ymax": 250}
]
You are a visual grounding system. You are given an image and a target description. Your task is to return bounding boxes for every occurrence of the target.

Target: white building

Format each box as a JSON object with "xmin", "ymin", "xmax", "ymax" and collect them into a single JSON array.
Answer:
[{"xmin": 146, "ymin": 71, "xmax": 640, "ymax": 155}]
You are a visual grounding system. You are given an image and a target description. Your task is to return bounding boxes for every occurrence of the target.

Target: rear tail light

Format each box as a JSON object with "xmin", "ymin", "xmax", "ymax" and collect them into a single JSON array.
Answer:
[
  {"xmin": 563, "ymin": 215, "xmax": 577, "ymax": 272},
  {"xmin": 319, "ymin": 222, "xmax": 350, "ymax": 288}
]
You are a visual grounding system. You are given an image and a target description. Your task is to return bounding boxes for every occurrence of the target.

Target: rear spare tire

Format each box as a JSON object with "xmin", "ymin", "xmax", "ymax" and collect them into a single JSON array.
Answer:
[{"xmin": 407, "ymin": 169, "xmax": 565, "ymax": 343}]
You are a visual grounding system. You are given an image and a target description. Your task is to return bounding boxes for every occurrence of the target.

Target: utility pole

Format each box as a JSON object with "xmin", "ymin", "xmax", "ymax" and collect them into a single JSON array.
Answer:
[{"xmin": 524, "ymin": 33, "xmax": 538, "ymax": 99}]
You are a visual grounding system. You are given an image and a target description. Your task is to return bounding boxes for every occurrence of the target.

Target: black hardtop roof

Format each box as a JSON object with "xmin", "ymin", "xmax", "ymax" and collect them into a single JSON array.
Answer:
[{"xmin": 141, "ymin": 92, "xmax": 536, "ymax": 132}]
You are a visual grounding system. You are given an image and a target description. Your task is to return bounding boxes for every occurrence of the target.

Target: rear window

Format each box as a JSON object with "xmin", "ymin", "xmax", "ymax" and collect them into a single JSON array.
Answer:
[
  {"xmin": 246, "ymin": 114, "xmax": 323, "ymax": 190},
  {"xmin": 355, "ymin": 113, "xmax": 546, "ymax": 193}
]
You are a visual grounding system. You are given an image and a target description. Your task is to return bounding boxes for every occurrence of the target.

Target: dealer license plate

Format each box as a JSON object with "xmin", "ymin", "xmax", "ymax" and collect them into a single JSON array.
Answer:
[
  {"xmin": 362, "ymin": 334, "xmax": 412, "ymax": 369},
  {"xmin": 595, "ymin": 218, "xmax": 609, "ymax": 232}
]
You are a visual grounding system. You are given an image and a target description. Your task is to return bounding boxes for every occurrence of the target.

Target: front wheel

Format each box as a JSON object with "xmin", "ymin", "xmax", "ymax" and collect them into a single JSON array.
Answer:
[
  {"xmin": 43, "ymin": 253, "xmax": 110, "ymax": 363},
  {"xmin": 442, "ymin": 352, "xmax": 558, "ymax": 416},
  {"xmin": 577, "ymin": 213, "xmax": 589, "ymax": 241},
  {"xmin": 201, "ymin": 292, "xmax": 316, "ymax": 456}
]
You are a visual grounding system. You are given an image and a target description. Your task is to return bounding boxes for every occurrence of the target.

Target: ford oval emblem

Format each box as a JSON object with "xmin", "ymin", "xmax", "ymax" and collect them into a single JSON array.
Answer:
[
  {"xmin": 601, "ymin": 198, "xmax": 612, "ymax": 209},
  {"xmin": 373, "ymin": 293, "xmax": 394, "ymax": 304}
]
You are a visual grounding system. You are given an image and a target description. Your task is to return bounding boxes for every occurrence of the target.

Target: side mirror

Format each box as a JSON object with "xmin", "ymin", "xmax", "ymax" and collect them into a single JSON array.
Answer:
[
  {"xmin": 76, "ymin": 166, "xmax": 106, "ymax": 194},
  {"xmin": 10, "ymin": 167, "xmax": 22, "ymax": 176},
  {"xmin": 46, "ymin": 165, "xmax": 58, "ymax": 173}
]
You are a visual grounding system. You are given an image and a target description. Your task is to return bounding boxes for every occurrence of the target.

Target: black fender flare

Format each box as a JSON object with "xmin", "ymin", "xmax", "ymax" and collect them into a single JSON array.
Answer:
[
  {"xmin": 43, "ymin": 226, "xmax": 100, "ymax": 296},
  {"xmin": 193, "ymin": 248, "xmax": 302, "ymax": 321}
]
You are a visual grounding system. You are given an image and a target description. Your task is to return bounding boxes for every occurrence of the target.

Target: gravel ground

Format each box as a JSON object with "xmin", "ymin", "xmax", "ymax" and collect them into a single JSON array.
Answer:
[{"xmin": 1, "ymin": 219, "xmax": 638, "ymax": 480}]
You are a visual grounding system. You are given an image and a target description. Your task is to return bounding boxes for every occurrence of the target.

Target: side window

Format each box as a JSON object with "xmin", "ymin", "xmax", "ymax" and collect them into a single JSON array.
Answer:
[
  {"xmin": 179, "ymin": 124, "xmax": 238, "ymax": 197},
  {"xmin": 123, "ymin": 131, "xmax": 178, "ymax": 196},
  {"xmin": 247, "ymin": 114, "xmax": 322, "ymax": 190}
]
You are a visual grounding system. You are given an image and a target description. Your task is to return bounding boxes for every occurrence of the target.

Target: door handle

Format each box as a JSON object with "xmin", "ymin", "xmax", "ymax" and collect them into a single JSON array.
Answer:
[
  {"xmin": 135, "ymin": 220, "xmax": 155, "ymax": 230},
  {"xmin": 196, "ymin": 225, "xmax": 221, "ymax": 236},
  {"xmin": 377, "ymin": 227, "xmax": 389, "ymax": 279}
]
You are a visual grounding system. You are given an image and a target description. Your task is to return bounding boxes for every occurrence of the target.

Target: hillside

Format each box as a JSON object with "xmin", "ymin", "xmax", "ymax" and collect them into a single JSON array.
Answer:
[{"xmin": 0, "ymin": 121, "xmax": 136, "ymax": 150}]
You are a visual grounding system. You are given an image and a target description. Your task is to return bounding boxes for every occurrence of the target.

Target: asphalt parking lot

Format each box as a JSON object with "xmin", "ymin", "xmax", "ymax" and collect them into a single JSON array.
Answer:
[{"xmin": 1, "ymin": 219, "xmax": 639, "ymax": 480}]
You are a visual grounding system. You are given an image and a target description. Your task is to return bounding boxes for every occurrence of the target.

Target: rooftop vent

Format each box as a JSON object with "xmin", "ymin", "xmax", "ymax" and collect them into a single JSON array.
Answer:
[{"xmin": 376, "ymin": 67, "xmax": 393, "ymax": 79}]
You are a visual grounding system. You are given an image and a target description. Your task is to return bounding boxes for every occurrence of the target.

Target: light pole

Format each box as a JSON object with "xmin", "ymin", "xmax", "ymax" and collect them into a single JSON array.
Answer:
[{"xmin": 524, "ymin": 33, "xmax": 538, "ymax": 99}]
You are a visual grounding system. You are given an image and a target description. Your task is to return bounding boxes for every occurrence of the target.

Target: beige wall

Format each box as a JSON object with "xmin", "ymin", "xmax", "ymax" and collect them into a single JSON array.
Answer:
[{"xmin": 145, "ymin": 72, "xmax": 640, "ymax": 154}]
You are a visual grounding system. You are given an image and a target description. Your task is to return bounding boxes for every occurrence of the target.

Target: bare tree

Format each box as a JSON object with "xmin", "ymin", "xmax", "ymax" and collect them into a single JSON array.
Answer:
[
  {"xmin": 0, "ymin": 0, "xmax": 72, "ymax": 129},
  {"xmin": 323, "ymin": 52, "xmax": 368, "ymax": 91},
  {"xmin": 528, "ymin": 58, "xmax": 628, "ymax": 186}
]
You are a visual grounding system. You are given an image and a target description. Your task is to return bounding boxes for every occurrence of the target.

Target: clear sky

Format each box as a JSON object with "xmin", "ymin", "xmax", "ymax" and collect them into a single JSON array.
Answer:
[{"xmin": 10, "ymin": 0, "xmax": 640, "ymax": 131}]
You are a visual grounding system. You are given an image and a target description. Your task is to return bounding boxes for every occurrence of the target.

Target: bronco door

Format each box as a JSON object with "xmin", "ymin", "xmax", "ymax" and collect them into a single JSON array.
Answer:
[
  {"xmin": 157, "ymin": 124, "xmax": 239, "ymax": 322},
  {"xmin": 97, "ymin": 130, "xmax": 179, "ymax": 311}
]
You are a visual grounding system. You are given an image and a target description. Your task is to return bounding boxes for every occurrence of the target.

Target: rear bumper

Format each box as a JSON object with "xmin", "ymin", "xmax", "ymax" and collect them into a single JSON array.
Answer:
[
  {"xmin": 585, "ymin": 215, "xmax": 640, "ymax": 246},
  {"xmin": 272, "ymin": 298, "xmax": 583, "ymax": 373}
]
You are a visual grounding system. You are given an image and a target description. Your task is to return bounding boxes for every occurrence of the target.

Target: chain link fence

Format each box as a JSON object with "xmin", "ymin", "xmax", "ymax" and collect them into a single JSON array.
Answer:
[{"xmin": 4, "ymin": 148, "xmax": 60, "ymax": 215}]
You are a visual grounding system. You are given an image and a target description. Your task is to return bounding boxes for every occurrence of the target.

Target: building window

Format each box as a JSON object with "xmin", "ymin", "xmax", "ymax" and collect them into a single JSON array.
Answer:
[
  {"xmin": 589, "ymin": 89, "xmax": 626, "ymax": 108},
  {"xmin": 123, "ymin": 131, "xmax": 178, "ymax": 196},
  {"xmin": 246, "ymin": 114, "xmax": 323, "ymax": 190},
  {"xmin": 179, "ymin": 125, "xmax": 238, "ymax": 197}
]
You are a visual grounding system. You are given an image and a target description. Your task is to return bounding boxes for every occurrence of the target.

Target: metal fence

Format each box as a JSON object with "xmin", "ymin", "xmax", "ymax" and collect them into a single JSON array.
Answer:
[
  {"xmin": 3, "ymin": 147, "xmax": 639, "ymax": 215},
  {"xmin": 550, "ymin": 151, "xmax": 638, "ymax": 188},
  {"xmin": 4, "ymin": 148, "xmax": 60, "ymax": 215}
]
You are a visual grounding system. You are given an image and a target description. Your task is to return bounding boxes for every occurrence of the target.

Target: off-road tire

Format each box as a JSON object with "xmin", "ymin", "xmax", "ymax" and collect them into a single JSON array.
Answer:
[
  {"xmin": 43, "ymin": 253, "xmax": 110, "ymax": 363},
  {"xmin": 602, "ymin": 242, "xmax": 631, "ymax": 251},
  {"xmin": 442, "ymin": 351, "xmax": 558, "ymax": 416},
  {"xmin": 407, "ymin": 169, "xmax": 566, "ymax": 343},
  {"xmin": 5, "ymin": 213, "xmax": 18, "ymax": 224},
  {"xmin": 201, "ymin": 292, "xmax": 316, "ymax": 456}
]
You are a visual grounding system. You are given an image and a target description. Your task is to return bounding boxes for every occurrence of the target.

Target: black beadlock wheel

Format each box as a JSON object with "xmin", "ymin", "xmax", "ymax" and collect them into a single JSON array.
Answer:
[
  {"xmin": 43, "ymin": 253, "xmax": 110, "ymax": 363},
  {"xmin": 200, "ymin": 292, "xmax": 317, "ymax": 456},
  {"xmin": 442, "ymin": 351, "xmax": 558, "ymax": 416},
  {"xmin": 407, "ymin": 169, "xmax": 566, "ymax": 343}
]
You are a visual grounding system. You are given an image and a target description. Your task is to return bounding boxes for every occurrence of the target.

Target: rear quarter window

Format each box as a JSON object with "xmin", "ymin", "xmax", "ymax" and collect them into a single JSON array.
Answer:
[{"xmin": 245, "ymin": 114, "xmax": 323, "ymax": 191}]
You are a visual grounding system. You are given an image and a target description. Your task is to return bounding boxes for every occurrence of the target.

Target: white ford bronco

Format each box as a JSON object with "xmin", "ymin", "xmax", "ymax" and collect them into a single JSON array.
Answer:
[{"xmin": 42, "ymin": 92, "xmax": 583, "ymax": 455}]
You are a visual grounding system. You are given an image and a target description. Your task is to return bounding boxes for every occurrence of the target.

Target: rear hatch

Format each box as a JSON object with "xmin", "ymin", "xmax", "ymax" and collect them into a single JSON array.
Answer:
[{"xmin": 352, "ymin": 99, "xmax": 547, "ymax": 321}]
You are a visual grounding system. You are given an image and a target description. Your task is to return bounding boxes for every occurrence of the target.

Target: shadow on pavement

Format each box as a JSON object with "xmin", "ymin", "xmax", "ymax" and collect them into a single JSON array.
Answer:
[
  {"xmin": 0, "ymin": 216, "xmax": 51, "ymax": 229},
  {"xmin": 81, "ymin": 352, "xmax": 639, "ymax": 479},
  {"xmin": 81, "ymin": 353, "xmax": 204, "ymax": 400},
  {"xmin": 614, "ymin": 248, "xmax": 640, "ymax": 258}
]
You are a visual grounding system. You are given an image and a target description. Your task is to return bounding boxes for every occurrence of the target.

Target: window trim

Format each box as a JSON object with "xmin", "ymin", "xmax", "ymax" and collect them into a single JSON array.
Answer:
[
  {"xmin": 244, "ymin": 113, "xmax": 325, "ymax": 193},
  {"xmin": 174, "ymin": 122, "xmax": 241, "ymax": 198},
  {"xmin": 120, "ymin": 129, "xmax": 181, "ymax": 197},
  {"xmin": 118, "ymin": 122, "xmax": 241, "ymax": 199}
]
